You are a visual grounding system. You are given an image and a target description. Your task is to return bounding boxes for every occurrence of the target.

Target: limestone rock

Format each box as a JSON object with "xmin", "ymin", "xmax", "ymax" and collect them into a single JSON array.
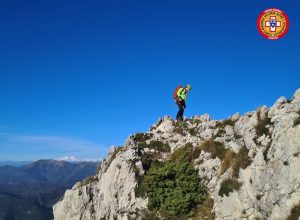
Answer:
[{"xmin": 53, "ymin": 89, "xmax": 300, "ymax": 220}]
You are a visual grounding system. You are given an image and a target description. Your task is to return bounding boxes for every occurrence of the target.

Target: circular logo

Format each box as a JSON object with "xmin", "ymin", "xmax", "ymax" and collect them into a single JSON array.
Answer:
[{"xmin": 257, "ymin": 8, "xmax": 289, "ymax": 40}]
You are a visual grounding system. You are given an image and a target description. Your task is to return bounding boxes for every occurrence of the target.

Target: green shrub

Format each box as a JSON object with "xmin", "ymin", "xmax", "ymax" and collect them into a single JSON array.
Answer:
[
  {"xmin": 135, "ymin": 153, "xmax": 162, "ymax": 198},
  {"xmin": 147, "ymin": 140, "xmax": 170, "ymax": 152},
  {"xmin": 145, "ymin": 159, "xmax": 206, "ymax": 217},
  {"xmin": 218, "ymin": 178, "xmax": 242, "ymax": 197},
  {"xmin": 134, "ymin": 133, "xmax": 153, "ymax": 142},
  {"xmin": 293, "ymin": 111, "xmax": 300, "ymax": 127},
  {"xmin": 135, "ymin": 143, "xmax": 208, "ymax": 217},
  {"xmin": 140, "ymin": 152, "xmax": 161, "ymax": 171},
  {"xmin": 135, "ymin": 175, "xmax": 148, "ymax": 198},
  {"xmin": 286, "ymin": 202, "xmax": 300, "ymax": 220},
  {"xmin": 135, "ymin": 135, "xmax": 170, "ymax": 152}
]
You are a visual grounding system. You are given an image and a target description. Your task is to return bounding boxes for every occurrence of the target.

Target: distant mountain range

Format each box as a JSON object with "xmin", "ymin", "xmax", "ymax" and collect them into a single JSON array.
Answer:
[
  {"xmin": 0, "ymin": 159, "xmax": 99, "ymax": 220},
  {"xmin": 0, "ymin": 161, "xmax": 32, "ymax": 167}
]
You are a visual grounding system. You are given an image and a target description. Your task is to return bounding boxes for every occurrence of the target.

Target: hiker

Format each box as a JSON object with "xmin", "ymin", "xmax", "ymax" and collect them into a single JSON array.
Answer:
[{"xmin": 174, "ymin": 84, "xmax": 192, "ymax": 121}]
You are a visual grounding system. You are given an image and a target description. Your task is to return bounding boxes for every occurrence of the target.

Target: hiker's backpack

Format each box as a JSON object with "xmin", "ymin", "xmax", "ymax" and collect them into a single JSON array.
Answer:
[{"xmin": 173, "ymin": 85, "xmax": 183, "ymax": 100}]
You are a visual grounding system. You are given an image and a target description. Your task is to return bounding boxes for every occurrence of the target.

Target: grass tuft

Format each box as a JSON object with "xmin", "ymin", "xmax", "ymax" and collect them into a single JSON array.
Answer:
[
  {"xmin": 255, "ymin": 112, "xmax": 272, "ymax": 137},
  {"xmin": 263, "ymin": 141, "xmax": 272, "ymax": 163},
  {"xmin": 194, "ymin": 196, "xmax": 215, "ymax": 220},
  {"xmin": 147, "ymin": 140, "xmax": 171, "ymax": 152},
  {"xmin": 223, "ymin": 118, "xmax": 237, "ymax": 127},
  {"xmin": 169, "ymin": 143, "xmax": 199, "ymax": 162},
  {"xmin": 79, "ymin": 176, "xmax": 98, "ymax": 187},
  {"xmin": 218, "ymin": 178, "xmax": 242, "ymax": 197},
  {"xmin": 286, "ymin": 202, "xmax": 300, "ymax": 220},
  {"xmin": 293, "ymin": 111, "xmax": 300, "ymax": 127},
  {"xmin": 134, "ymin": 133, "xmax": 153, "ymax": 143},
  {"xmin": 103, "ymin": 147, "xmax": 123, "ymax": 172},
  {"xmin": 220, "ymin": 146, "xmax": 251, "ymax": 177},
  {"xmin": 198, "ymin": 140, "xmax": 226, "ymax": 160}
]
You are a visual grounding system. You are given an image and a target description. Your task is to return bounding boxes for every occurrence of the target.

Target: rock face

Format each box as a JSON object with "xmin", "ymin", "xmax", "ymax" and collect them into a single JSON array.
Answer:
[{"xmin": 53, "ymin": 89, "xmax": 300, "ymax": 220}]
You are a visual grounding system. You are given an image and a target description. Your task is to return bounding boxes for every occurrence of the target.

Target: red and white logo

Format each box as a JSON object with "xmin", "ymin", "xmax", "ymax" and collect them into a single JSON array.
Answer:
[{"xmin": 257, "ymin": 8, "xmax": 289, "ymax": 40}]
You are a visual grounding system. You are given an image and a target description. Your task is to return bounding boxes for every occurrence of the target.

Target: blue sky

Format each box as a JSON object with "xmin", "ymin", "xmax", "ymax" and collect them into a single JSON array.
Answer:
[{"xmin": 0, "ymin": 0, "xmax": 299, "ymax": 161}]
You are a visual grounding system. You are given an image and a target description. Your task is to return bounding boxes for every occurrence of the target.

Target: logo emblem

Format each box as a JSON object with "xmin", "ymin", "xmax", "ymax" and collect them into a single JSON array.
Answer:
[{"xmin": 257, "ymin": 8, "xmax": 289, "ymax": 40}]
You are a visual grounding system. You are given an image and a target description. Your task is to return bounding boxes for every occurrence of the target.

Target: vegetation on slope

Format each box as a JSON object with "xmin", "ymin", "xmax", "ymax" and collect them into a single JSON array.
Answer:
[
  {"xmin": 135, "ymin": 143, "xmax": 207, "ymax": 218},
  {"xmin": 218, "ymin": 178, "xmax": 242, "ymax": 197},
  {"xmin": 286, "ymin": 202, "xmax": 300, "ymax": 220},
  {"xmin": 145, "ymin": 159, "xmax": 205, "ymax": 217},
  {"xmin": 293, "ymin": 111, "xmax": 300, "ymax": 127}
]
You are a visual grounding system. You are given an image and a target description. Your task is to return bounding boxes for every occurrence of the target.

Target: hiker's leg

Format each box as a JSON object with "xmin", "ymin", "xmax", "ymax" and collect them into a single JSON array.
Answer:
[
  {"xmin": 180, "ymin": 107, "xmax": 184, "ymax": 121},
  {"xmin": 176, "ymin": 103, "xmax": 184, "ymax": 121},
  {"xmin": 181, "ymin": 102, "xmax": 186, "ymax": 121}
]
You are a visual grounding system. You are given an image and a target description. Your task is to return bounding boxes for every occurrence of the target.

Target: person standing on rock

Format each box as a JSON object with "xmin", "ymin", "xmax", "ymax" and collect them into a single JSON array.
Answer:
[{"xmin": 174, "ymin": 84, "xmax": 192, "ymax": 122}]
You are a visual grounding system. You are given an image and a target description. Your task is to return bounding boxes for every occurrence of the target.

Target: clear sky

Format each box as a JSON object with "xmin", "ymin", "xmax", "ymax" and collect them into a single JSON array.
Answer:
[{"xmin": 0, "ymin": 0, "xmax": 299, "ymax": 161}]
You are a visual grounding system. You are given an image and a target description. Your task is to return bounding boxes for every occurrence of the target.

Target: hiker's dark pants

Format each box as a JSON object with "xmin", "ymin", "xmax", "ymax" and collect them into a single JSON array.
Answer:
[{"xmin": 176, "ymin": 101, "xmax": 186, "ymax": 121}]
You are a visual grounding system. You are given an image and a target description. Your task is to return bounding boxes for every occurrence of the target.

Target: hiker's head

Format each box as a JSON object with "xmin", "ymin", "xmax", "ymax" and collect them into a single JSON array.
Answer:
[{"xmin": 185, "ymin": 84, "xmax": 192, "ymax": 92}]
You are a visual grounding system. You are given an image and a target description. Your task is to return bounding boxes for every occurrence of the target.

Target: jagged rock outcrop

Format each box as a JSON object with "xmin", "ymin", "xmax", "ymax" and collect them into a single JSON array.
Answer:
[{"xmin": 53, "ymin": 89, "xmax": 300, "ymax": 220}]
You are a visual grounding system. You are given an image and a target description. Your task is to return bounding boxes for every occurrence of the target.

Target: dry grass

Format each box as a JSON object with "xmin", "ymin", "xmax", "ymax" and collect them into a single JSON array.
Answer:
[
  {"xmin": 170, "ymin": 141, "xmax": 226, "ymax": 163},
  {"xmin": 286, "ymin": 202, "xmax": 300, "ymax": 220},
  {"xmin": 255, "ymin": 112, "xmax": 272, "ymax": 137},
  {"xmin": 197, "ymin": 140, "xmax": 251, "ymax": 178},
  {"xmin": 198, "ymin": 140, "xmax": 226, "ymax": 160},
  {"xmin": 172, "ymin": 121, "xmax": 189, "ymax": 136},
  {"xmin": 189, "ymin": 127, "xmax": 198, "ymax": 136},
  {"xmin": 220, "ymin": 150, "xmax": 235, "ymax": 175},
  {"xmin": 79, "ymin": 176, "xmax": 98, "ymax": 187},
  {"xmin": 223, "ymin": 118, "xmax": 237, "ymax": 127},
  {"xmin": 263, "ymin": 141, "xmax": 272, "ymax": 163},
  {"xmin": 169, "ymin": 143, "xmax": 195, "ymax": 162},
  {"xmin": 293, "ymin": 111, "xmax": 300, "ymax": 127},
  {"xmin": 218, "ymin": 178, "xmax": 242, "ymax": 197},
  {"xmin": 194, "ymin": 196, "xmax": 215, "ymax": 220},
  {"xmin": 103, "ymin": 147, "xmax": 123, "ymax": 172},
  {"xmin": 220, "ymin": 146, "xmax": 251, "ymax": 177}
]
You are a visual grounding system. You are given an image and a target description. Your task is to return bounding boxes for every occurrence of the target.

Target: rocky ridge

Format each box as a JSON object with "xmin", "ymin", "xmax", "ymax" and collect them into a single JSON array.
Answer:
[{"xmin": 53, "ymin": 89, "xmax": 300, "ymax": 220}]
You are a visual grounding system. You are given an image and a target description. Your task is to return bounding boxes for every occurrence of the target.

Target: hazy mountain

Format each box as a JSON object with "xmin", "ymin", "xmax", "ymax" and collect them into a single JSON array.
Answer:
[
  {"xmin": 0, "ymin": 159, "xmax": 99, "ymax": 220},
  {"xmin": 0, "ymin": 193, "xmax": 52, "ymax": 220},
  {"xmin": 0, "ymin": 161, "xmax": 32, "ymax": 167}
]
